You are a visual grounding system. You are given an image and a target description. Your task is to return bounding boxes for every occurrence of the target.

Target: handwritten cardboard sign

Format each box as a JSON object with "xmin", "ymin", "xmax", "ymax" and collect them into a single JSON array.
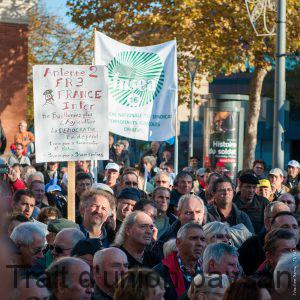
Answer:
[{"xmin": 33, "ymin": 65, "xmax": 108, "ymax": 163}]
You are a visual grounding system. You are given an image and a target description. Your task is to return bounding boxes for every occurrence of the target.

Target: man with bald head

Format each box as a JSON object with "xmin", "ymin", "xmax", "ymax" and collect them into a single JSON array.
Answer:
[
  {"xmin": 238, "ymin": 201, "xmax": 290, "ymax": 275},
  {"xmin": 46, "ymin": 257, "xmax": 93, "ymax": 300},
  {"xmin": 93, "ymin": 247, "xmax": 128, "ymax": 300},
  {"xmin": 14, "ymin": 278, "xmax": 50, "ymax": 300},
  {"xmin": 51, "ymin": 228, "xmax": 85, "ymax": 260}
]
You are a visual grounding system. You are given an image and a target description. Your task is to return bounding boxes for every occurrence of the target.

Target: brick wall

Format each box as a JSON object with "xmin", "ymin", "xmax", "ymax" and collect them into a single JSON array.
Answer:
[{"xmin": 0, "ymin": 22, "xmax": 28, "ymax": 156}]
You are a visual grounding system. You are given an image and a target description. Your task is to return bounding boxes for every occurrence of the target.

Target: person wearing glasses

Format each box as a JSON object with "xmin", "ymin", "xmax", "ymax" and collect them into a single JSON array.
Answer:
[
  {"xmin": 113, "ymin": 211, "xmax": 160, "ymax": 269},
  {"xmin": 115, "ymin": 187, "xmax": 141, "ymax": 232},
  {"xmin": 207, "ymin": 177, "xmax": 255, "ymax": 234},
  {"xmin": 51, "ymin": 228, "xmax": 85, "ymax": 261},
  {"xmin": 153, "ymin": 222, "xmax": 206, "ymax": 300},
  {"xmin": 10, "ymin": 222, "xmax": 46, "ymax": 275},
  {"xmin": 153, "ymin": 171, "xmax": 171, "ymax": 189}
]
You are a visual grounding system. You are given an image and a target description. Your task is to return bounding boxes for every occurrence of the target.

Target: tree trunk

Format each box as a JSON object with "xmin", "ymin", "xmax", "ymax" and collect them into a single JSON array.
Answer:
[{"xmin": 243, "ymin": 67, "xmax": 268, "ymax": 170}]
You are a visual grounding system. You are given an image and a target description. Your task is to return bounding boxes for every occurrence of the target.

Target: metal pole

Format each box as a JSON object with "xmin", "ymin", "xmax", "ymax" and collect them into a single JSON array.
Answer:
[
  {"xmin": 272, "ymin": 0, "xmax": 286, "ymax": 169},
  {"xmin": 188, "ymin": 79, "xmax": 194, "ymax": 160},
  {"xmin": 174, "ymin": 109, "xmax": 179, "ymax": 174}
]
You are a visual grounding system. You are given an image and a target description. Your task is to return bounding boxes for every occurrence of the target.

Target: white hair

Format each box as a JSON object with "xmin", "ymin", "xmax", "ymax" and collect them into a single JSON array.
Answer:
[
  {"xmin": 10, "ymin": 222, "xmax": 45, "ymax": 246},
  {"xmin": 203, "ymin": 243, "xmax": 238, "ymax": 274},
  {"xmin": 27, "ymin": 171, "xmax": 45, "ymax": 185},
  {"xmin": 203, "ymin": 221, "xmax": 230, "ymax": 243},
  {"xmin": 113, "ymin": 211, "xmax": 140, "ymax": 247},
  {"xmin": 227, "ymin": 224, "xmax": 252, "ymax": 248},
  {"xmin": 274, "ymin": 252, "xmax": 300, "ymax": 296},
  {"xmin": 163, "ymin": 239, "xmax": 177, "ymax": 258},
  {"xmin": 177, "ymin": 194, "xmax": 205, "ymax": 212}
]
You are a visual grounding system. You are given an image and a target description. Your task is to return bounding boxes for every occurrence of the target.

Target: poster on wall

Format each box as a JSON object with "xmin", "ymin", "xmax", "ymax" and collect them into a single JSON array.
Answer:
[
  {"xmin": 33, "ymin": 65, "xmax": 109, "ymax": 163},
  {"xmin": 204, "ymin": 110, "xmax": 239, "ymax": 178}
]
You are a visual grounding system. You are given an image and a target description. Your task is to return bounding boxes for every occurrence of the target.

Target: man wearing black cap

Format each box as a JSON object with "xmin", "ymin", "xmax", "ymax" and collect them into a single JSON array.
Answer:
[
  {"xmin": 234, "ymin": 173, "xmax": 269, "ymax": 234},
  {"xmin": 116, "ymin": 187, "xmax": 141, "ymax": 232}
]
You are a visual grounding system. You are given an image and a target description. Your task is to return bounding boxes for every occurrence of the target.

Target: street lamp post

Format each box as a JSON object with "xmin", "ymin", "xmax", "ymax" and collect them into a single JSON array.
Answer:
[{"xmin": 187, "ymin": 58, "xmax": 199, "ymax": 162}]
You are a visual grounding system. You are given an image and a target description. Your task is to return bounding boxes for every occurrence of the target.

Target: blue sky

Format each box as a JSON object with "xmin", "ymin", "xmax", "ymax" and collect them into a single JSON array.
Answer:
[{"xmin": 42, "ymin": 0, "xmax": 71, "ymax": 23}]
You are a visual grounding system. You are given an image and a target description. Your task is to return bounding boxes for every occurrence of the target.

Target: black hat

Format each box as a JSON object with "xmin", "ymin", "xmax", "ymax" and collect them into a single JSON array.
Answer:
[
  {"xmin": 47, "ymin": 218, "xmax": 79, "ymax": 234},
  {"xmin": 239, "ymin": 173, "xmax": 259, "ymax": 185},
  {"xmin": 117, "ymin": 187, "xmax": 141, "ymax": 202},
  {"xmin": 71, "ymin": 238, "xmax": 103, "ymax": 256}
]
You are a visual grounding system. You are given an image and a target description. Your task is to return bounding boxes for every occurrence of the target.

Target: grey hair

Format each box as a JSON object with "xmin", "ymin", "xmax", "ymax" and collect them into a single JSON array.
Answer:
[
  {"xmin": 93, "ymin": 247, "xmax": 126, "ymax": 272},
  {"xmin": 264, "ymin": 201, "xmax": 288, "ymax": 218},
  {"xmin": 56, "ymin": 228, "xmax": 85, "ymax": 248},
  {"xmin": 10, "ymin": 222, "xmax": 45, "ymax": 246},
  {"xmin": 154, "ymin": 171, "xmax": 170, "ymax": 182},
  {"xmin": 274, "ymin": 252, "xmax": 300, "ymax": 294},
  {"xmin": 203, "ymin": 243, "xmax": 238, "ymax": 274},
  {"xmin": 203, "ymin": 221, "xmax": 230, "ymax": 243},
  {"xmin": 177, "ymin": 222, "xmax": 203, "ymax": 240},
  {"xmin": 26, "ymin": 171, "xmax": 45, "ymax": 185},
  {"xmin": 278, "ymin": 193, "xmax": 295, "ymax": 203},
  {"xmin": 143, "ymin": 155, "xmax": 157, "ymax": 167},
  {"xmin": 163, "ymin": 239, "xmax": 177, "ymax": 258},
  {"xmin": 113, "ymin": 211, "xmax": 140, "ymax": 247},
  {"xmin": 46, "ymin": 257, "xmax": 87, "ymax": 290},
  {"xmin": 177, "ymin": 194, "xmax": 205, "ymax": 212}
]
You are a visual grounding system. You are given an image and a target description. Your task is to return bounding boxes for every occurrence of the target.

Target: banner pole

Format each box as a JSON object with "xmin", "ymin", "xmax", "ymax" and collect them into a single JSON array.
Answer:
[
  {"xmin": 67, "ymin": 161, "xmax": 76, "ymax": 221},
  {"xmin": 174, "ymin": 108, "xmax": 179, "ymax": 175}
]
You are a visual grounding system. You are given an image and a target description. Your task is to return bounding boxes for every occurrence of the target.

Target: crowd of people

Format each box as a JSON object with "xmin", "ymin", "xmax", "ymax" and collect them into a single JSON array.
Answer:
[{"xmin": 0, "ymin": 120, "xmax": 299, "ymax": 300}]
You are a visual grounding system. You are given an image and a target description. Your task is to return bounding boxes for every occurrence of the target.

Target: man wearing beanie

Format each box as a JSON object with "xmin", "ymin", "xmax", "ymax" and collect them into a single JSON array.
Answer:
[
  {"xmin": 234, "ymin": 173, "xmax": 269, "ymax": 234},
  {"xmin": 115, "ymin": 187, "xmax": 141, "ymax": 232}
]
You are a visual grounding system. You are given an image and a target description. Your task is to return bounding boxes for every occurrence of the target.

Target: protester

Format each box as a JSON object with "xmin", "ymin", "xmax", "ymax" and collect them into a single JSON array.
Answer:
[
  {"xmin": 252, "ymin": 159, "xmax": 267, "ymax": 179},
  {"xmin": 51, "ymin": 228, "xmax": 85, "ymax": 261},
  {"xmin": 278, "ymin": 193, "xmax": 296, "ymax": 213},
  {"xmin": 10, "ymin": 222, "xmax": 46, "ymax": 272},
  {"xmin": 202, "ymin": 242, "xmax": 240, "ymax": 280},
  {"xmin": 152, "ymin": 186, "xmax": 177, "ymax": 238},
  {"xmin": 286, "ymin": 160, "xmax": 300, "ymax": 190},
  {"xmin": 269, "ymin": 168, "xmax": 290, "ymax": 201},
  {"xmin": 203, "ymin": 172, "xmax": 222, "ymax": 205},
  {"xmin": 110, "ymin": 141, "xmax": 130, "ymax": 167},
  {"xmin": 133, "ymin": 199, "xmax": 157, "ymax": 221},
  {"xmin": 273, "ymin": 252, "xmax": 300, "ymax": 299},
  {"xmin": 8, "ymin": 143, "xmax": 31, "ymax": 166},
  {"xmin": 254, "ymin": 228, "xmax": 297, "ymax": 281},
  {"xmin": 46, "ymin": 257, "xmax": 93, "ymax": 300},
  {"xmin": 256, "ymin": 179, "xmax": 273, "ymax": 201},
  {"xmin": 42, "ymin": 162, "xmax": 62, "ymax": 185},
  {"xmin": 37, "ymin": 206, "xmax": 61, "ymax": 224},
  {"xmin": 93, "ymin": 247, "xmax": 128, "ymax": 299},
  {"xmin": 141, "ymin": 141, "xmax": 161, "ymax": 166},
  {"xmin": 75, "ymin": 172, "xmax": 93, "ymax": 212},
  {"xmin": 234, "ymin": 173, "xmax": 269, "ymax": 233},
  {"xmin": 113, "ymin": 211, "xmax": 159, "ymax": 268},
  {"xmin": 203, "ymin": 221, "xmax": 231, "ymax": 245},
  {"xmin": 207, "ymin": 177, "xmax": 255, "ymax": 233},
  {"xmin": 79, "ymin": 189, "xmax": 115, "ymax": 247},
  {"xmin": 11, "ymin": 189, "xmax": 36, "ymax": 219},
  {"xmin": 169, "ymin": 171, "xmax": 193, "ymax": 214},
  {"xmin": 223, "ymin": 277, "xmax": 271, "ymax": 300},
  {"xmin": 114, "ymin": 268, "xmax": 165, "ymax": 300},
  {"xmin": 103, "ymin": 162, "xmax": 120, "ymax": 189},
  {"xmin": 116, "ymin": 187, "xmax": 141, "ymax": 231},
  {"xmin": 153, "ymin": 222, "xmax": 206, "ymax": 299},
  {"xmin": 270, "ymin": 211, "xmax": 299, "ymax": 239},
  {"xmin": 14, "ymin": 120, "xmax": 35, "ymax": 154},
  {"xmin": 154, "ymin": 170, "xmax": 171, "ymax": 188}
]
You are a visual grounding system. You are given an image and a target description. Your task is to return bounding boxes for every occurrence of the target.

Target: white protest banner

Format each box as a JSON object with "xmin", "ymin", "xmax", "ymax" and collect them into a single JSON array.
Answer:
[
  {"xmin": 94, "ymin": 31, "xmax": 178, "ymax": 141},
  {"xmin": 33, "ymin": 65, "xmax": 109, "ymax": 163}
]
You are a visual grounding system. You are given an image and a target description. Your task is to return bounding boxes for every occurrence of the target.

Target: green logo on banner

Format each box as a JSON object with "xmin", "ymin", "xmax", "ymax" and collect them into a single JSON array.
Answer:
[{"xmin": 108, "ymin": 51, "xmax": 164, "ymax": 107}]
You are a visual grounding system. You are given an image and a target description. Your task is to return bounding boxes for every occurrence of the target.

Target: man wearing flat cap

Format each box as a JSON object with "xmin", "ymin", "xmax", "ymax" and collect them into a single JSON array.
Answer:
[
  {"xmin": 234, "ymin": 173, "xmax": 269, "ymax": 234},
  {"xmin": 116, "ymin": 187, "xmax": 141, "ymax": 232}
]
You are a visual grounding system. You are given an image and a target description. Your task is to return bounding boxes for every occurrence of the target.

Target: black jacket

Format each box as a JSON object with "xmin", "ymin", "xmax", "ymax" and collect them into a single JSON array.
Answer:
[
  {"xmin": 151, "ymin": 219, "xmax": 181, "ymax": 261},
  {"xmin": 233, "ymin": 192, "xmax": 269, "ymax": 234},
  {"xmin": 207, "ymin": 203, "xmax": 255, "ymax": 233}
]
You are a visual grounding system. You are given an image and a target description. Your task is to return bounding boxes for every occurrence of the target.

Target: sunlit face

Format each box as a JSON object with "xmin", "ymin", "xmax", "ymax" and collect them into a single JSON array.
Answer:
[
  {"xmin": 76, "ymin": 178, "xmax": 92, "ymax": 196},
  {"xmin": 153, "ymin": 189, "xmax": 170, "ymax": 213},
  {"xmin": 179, "ymin": 198, "xmax": 204, "ymax": 225},
  {"xmin": 253, "ymin": 163, "xmax": 265, "ymax": 176},
  {"xmin": 269, "ymin": 174, "xmax": 284, "ymax": 188},
  {"xmin": 115, "ymin": 144, "xmax": 124, "ymax": 155},
  {"xmin": 214, "ymin": 182, "xmax": 234, "ymax": 207},
  {"xmin": 256, "ymin": 186, "xmax": 272, "ymax": 199},
  {"xmin": 155, "ymin": 174, "xmax": 170, "ymax": 188},
  {"xmin": 209, "ymin": 253, "xmax": 239, "ymax": 280},
  {"xmin": 13, "ymin": 195, "xmax": 35, "ymax": 219},
  {"xmin": 15, "ymin": 145, "xmax": 23, "ymax": 157},
  {"xmin": 31, "ymin": 182, "xmax": 45, "ymax": 203},
  {"xmin": 117, "ymin": 199, "xmax": 136, "ymax": 221},
  {"xmin": 83, "ymin": 195, "xmax": 111, "ymax": 227},
  {"xmin": 105, "ymin": 169, "xmax": 119, "ymax": 186},
  {"xmin": 287, "ymin": 165, "xmax": 299, "ymax": 178},
  {"xmin": 177, "ymin": 175, "xmax": 193, "ymax": 195},
  {"xmin": 272, "ymin": 215, "xmax": 299, "ymax": 238},
  {"xmin": 121, "ymin": 173, "xmax": 139, "ymax": 189},
  {"xmin": 126, "ymin": 213, "xmax": 154, "ymax": 246}
]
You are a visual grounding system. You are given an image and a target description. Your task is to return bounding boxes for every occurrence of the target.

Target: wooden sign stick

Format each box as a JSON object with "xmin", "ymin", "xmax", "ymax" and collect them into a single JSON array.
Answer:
[{"xmin": 67, "ymin": 161, "xmax": 76, "ymax": 221}]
